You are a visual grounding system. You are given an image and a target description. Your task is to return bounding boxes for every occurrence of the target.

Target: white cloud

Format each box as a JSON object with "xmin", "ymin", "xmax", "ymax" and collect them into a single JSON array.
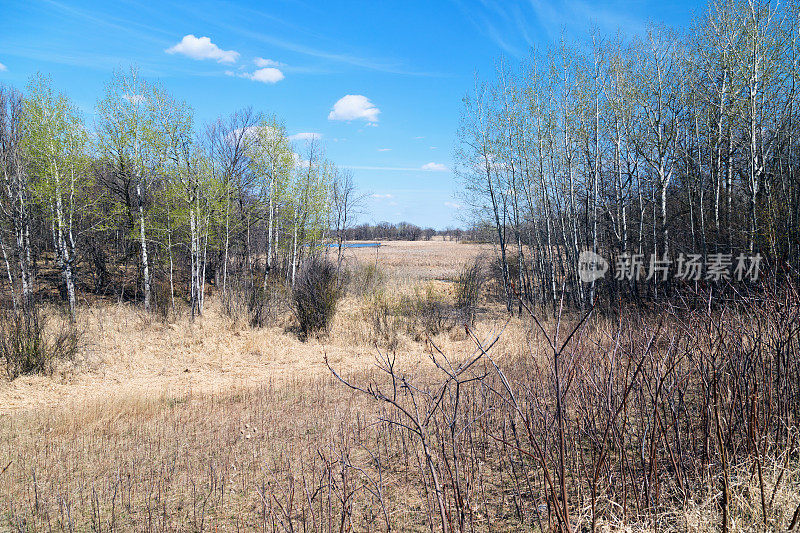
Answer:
[
  {"xmin": 445, "ymin": 201, "xmax": 463, "ymax": 209},
  {"xmin": 166, "ymin": 35, "xmax": 239, "ymax": 64},
  {"xmin": 421, "ymin": 162, "xmax": 448, "ymax": 172},
  {"xmin": 254, "ymin": 57, "xmax": 283, "ymax": 68},
  {"xmin": 289, "ymin": 132, "xmax": 322, "ymax": 142},
  {"xmin": 0, "ymin": 62, "xmax": 7, "ymax": 72},
  {"xmin": 429, "ymin": 146, "xmax": 438, "ymax": 150},
  {"xmin": 372, "ymin": 193, "xmax": 393, "ymax": 199},
  {"xmin": 377, "ymin": 148, "xmax": 391, "ymax": 152},
  {"xmin": 243, "ymin": 67, "xmax": 284, "ymax": 83},
  {"xmin": 328, "ymin": 95, "xmax": 380, "ymax": 123}
]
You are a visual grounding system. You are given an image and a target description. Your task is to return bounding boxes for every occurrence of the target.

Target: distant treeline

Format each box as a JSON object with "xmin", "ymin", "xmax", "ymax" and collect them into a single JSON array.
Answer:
[{"xmin": 338, "ymin": 222, "xmax": 467, "ymax": 242}]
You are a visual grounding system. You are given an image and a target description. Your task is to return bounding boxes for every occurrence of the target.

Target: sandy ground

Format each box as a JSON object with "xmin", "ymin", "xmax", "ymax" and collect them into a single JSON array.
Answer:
[{"xmin": 0, "ymin": 240, "xmax": 499, "ymax": 414}]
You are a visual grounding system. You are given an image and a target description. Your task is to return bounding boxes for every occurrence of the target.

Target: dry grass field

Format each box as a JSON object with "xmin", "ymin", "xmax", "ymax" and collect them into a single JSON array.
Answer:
[
  {"xmin": 342, "ymin": 239, "xmax": 492, "ymax": 283},
  {"xmin": 1, "ymin": 240, "xmax": 799, "ymax": 532},
  {"xmin": 0, "ymin": 239, "xmax": 494, "ymax": 413}
]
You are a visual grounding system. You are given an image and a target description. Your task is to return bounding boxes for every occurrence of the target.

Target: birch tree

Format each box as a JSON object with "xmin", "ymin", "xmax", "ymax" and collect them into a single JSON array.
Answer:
[
  {"xmin": 0, "ymin": 85, "xmax": 33, "ymax": 311},
  {"xmin": 96, "ymin": 67, "xmax": 167, "ymax": 311},
  {"xmin": 249, "ymin": 116, "xmax": 294, "ymax": 286},
  {"xmin": 21, "ymin": 74, "xmax": 88, "ymax": 319}
]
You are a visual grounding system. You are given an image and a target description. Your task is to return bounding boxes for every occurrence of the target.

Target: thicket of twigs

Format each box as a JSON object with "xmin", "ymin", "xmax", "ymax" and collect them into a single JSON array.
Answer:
[
  {"xmin": 0, "ymin": 305, "xmax": 79, "ymax": 379},
  {"xmin": 333, "ymin": 283, "xmax": 800, "ymax": 531},
  {"xmin": 292, "ymin": 256, "xmax": 342, "ymax": 337},
  {"xmin": 4, "ymin": 282, "xmax": 798, "ymax": 531}
]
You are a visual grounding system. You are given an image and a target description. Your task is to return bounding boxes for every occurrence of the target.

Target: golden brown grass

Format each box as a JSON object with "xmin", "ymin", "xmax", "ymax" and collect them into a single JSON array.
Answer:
[
  {"xmin": 1, "ymin": 241, "xmax": 798, "ymax": 532},
  {"xmin": 341, "ymin": 240, "xmax": 492, "ymax": 288},
  {"xmin": 0, "ymin": 241, "xmax": 491, "ymax": 413}
]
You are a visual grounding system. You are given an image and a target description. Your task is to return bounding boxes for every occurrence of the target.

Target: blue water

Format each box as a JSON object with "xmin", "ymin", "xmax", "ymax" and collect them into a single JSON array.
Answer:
[{"xmin": 325, "ymin": 242, "xmax": 381, "ymax": 248}]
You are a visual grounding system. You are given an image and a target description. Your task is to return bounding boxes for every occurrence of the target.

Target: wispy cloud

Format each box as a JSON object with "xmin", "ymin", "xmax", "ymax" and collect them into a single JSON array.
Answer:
[
  {"xmin": 166, "ymin": 34, "xmax": 239, "ymax": 63},
  {"xmin": 421, "ymin": 162, "xmax": 448, "ymax": 172},
  {"xmin": 529, "ymin": 0, "xmax": 646, "ymax": 40},
  {"xmin": 377, "ymin": 148, "xmax": 392, "ymax": 152},
  {"xmin": 227, "ymin": 64, "xmax": 286, "ymax": 84},
  {"xmin": 445, "ymin": 201, "xmax": 463, "ymax": 209},
  {"xmin": 254, "ymin": 57, "xmax": 283, "ymax": 68},
  {"xmin": 372, "ymin": 193, "xmax": 394, "ymax": 199},
  {"xmin": 289, "ymin": 132, "xmax": 323, "ymax": 142},
  {"xmin": 0, "ymin": 62, "xmax": 7, "ymax": 72},
  {"xmin": 35, "ymin": 0, "xmax": 174, "ymax": 47},
  {"xmin": 209, "ymin": 20, "xmax": 441, "ymax": 76},
  {"xmin": 451, "ymin": 0, "xmax": 527, "ymax": 56},
  {"xmin": 328, "ymin": 95, "xmax": 380, "ymax": 123},
  {"xmin": 243, "ymin": 67, "xmax": 284, "ymax": 83},
  {"xmin": 452, "ymin": 0, "xmax": 646, "ymax": 57}
]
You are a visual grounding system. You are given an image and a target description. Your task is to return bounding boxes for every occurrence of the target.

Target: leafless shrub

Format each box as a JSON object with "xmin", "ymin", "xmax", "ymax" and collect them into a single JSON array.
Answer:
[
  {"xmin": 348, "ymin": 262, "xmax": 385, "ymax": 297},
  {"xmin": 327, "ymin": 281, "xmax": 800, "ymax": 531},
  {"xmin": 398, "ymin": 285, "xmax": 454, "ymax": 339},
  {"xmin": 152, "ymin": 278, "xmax": 177, "ymax": 323},
  {"xmin": 453, "ymin": 258, "xmax": 484, "ymax": 325},
  {"xmin": 489, "ymin": 252, "xmax": 520, "ymax": 301},
  {"xmin": 293, "ymin": 256, "xmax": 342, "ymax": 337},
  {"xmin": 364, "ymin": 284, "xmax": 455, "ymax": 346},
  {"xmin": 1, "ymin": 306, "xmax": 79, "ymax": 379},
  {"xmin": 364, "ymin": 289, "xmax": 401, "ymax": 351},
  {"xmin": 222, "ymin": 277, "xmax": 290, "ymax": 328}
]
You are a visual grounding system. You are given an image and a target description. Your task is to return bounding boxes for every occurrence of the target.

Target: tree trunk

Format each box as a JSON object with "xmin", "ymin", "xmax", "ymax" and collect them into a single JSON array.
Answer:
[{"xmin": 137, "ymin": 179, "xmax": 151, "ymax": 311}]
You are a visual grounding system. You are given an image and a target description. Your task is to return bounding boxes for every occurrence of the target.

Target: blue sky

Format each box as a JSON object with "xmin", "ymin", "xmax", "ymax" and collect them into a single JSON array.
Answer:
[{"xmin": 0, "ymin": 0, "xmax": 704, "ymax": 229}]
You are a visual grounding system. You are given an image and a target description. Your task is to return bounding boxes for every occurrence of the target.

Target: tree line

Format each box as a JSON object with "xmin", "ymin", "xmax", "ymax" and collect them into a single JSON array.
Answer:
[
  {"xmin": 457, "ymin": 0, "xmax": 800, "ymax": 312},
  {"xmin": 0, "ymin": 67, "xmax": 354, "ymax": 320},
  {"xmin": 339, "ymin": 222, "xmax": 462, "ymax": 242}
]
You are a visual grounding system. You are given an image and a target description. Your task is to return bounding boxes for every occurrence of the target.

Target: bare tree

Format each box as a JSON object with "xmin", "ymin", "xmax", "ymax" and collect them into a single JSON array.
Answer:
[{"xmin": 330, "ymin": 168, "xmax": 365, "ymax": 277}]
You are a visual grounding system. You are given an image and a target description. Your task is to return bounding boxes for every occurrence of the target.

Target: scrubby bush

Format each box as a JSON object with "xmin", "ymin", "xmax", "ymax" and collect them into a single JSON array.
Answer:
[
  {"xmin": 454, "ymin": 258, "xmax": 484, "ymax": 325},
  {"xmin": 365, "ymin": 283, "xmax": 457, "ymax": 344},
  {"xmin": 1, "ymin": 307, "xmax": 79, "ymax": 379},
  {"xmin": 364, "ymin": 289, "xmax": 401, "ymax": 351},
  {"xmin": 348, "ymin": 262, "xmax": 385, "ymax": 297},
  {"xmin": 399, "ymin": 284, "xmax": 454, "ymax": 339},
  {"xmin": 222, "ymin": 276, "xmax": 291, "ymax": 328},
  {"xmin": 292, "ymin": 256, "xmax": 342, "ymax": 337},
  {"xmin": 252, "ymin": 280, "xmax": 291, "ymax": 328},
  {"xmin": 489, "ymin": 252, "xmax": 521, "ymax": 301},
  {"xmin": 152, "ymin": 278, "xmax": 177, "ymax": 323}
]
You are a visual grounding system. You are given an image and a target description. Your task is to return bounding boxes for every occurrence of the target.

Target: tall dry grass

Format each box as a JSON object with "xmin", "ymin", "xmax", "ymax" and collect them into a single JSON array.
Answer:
[{"xmin": 1, "ymin": 243, "xmax": 799, "ymax": 531}]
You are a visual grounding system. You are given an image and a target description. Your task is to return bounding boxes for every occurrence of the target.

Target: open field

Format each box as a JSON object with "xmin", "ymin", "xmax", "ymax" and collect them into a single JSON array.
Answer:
[
  {"xmin": 342, "ymin": 239, "xmax": 493, "ymax": 283},
  {"xmin": 2, "ymin": 240, "xmax": 800, "ymax": 532},
  {"xmin": 0, "ymin": 240, "xmax": 495, "ymax": 413}
]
